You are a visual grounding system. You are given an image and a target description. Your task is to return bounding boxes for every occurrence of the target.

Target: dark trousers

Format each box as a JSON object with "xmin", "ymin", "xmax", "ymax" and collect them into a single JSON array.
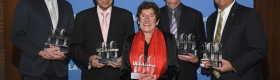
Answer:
[{"xmin": 23, "ymin": 61, "xmax": 68, "ymax": 80}]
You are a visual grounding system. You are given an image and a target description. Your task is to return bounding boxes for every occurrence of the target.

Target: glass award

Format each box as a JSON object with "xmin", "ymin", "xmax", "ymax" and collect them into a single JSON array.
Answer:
[
  {"xmin": 96, "ymin": 41, "xmax": 119, "ymax": 64},
  {"xmin": 45, "ymin": 28, "xmax": 69, "ymax": 53},
  {"xmin": 186, "ymin": 33, "xmax": 197, "ymax": 55},
  {"xmin": 201, "ymin": 42, "xmax": 222, "ymax": 67},
  {"xmin": 57, "ymin": 29, "xmax": 68, "ymax": 53},
  {"xmin": 131, "ymin": 55, "xmax": 156, "ymax": 79},
  {"xmin": 201, "ymin": 42, "xmax": 209, "ymax": 62},
  {"xmin": 212, "ymin": 43, "xmax": 222, "ymax": 67},
  {"xmin": 108, "ymin": 41, "xmax": 119, "ymax": 63},
  {"xmin": 96, "ymin": 42, "xmax": 109, "ymax": 64},
  {"xmin": 176, "ymin": 33, "xmax": 196, "ymax": 55}
]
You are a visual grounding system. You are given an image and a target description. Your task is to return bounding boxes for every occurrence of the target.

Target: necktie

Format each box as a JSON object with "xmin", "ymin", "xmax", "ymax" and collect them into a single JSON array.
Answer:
[
  {"xmin": 213, "ymin": 11, "xmax": 224, "ymax": 79},
  {"xmin": 47, "ymin": 0, "xmax": 58, "ymax": 28},
  {"xmin": 170, "ymin": 10, "xmax": 177, "ymax": 38},
  {"xmin": 101, "ymin": 12, "xmax": 109, "ymax": 42}
]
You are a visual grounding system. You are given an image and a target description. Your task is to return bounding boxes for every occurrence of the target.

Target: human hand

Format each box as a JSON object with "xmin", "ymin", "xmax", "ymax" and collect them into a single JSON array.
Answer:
[
  {"xmin": 200, "ymin": 59, "xmax": 211, "ymax": 68},
  {"xmin": 107, "ymin": 57, "xmax": 122, "ymax": 68},
  {"xmin": 178, "ymin": 53, "xmax": 198, "ymax": 63},
  {"xmin": 212, "ymin": 59, "xmax": 233, "ymax": 73},
  {"xmin": 41, "ymin": 46, "xmax": 66, "ymax": 60},
  {"xmin": 89, "ymin": 55, "xmax": 105, "ymax": 68},
  {"xmin": 139, "ymin": 76, "xmax": 156, "ymax": 80}
]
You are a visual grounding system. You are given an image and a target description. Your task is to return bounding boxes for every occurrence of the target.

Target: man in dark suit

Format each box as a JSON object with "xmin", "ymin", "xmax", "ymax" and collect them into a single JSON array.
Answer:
[
  {"xmin": 158, "ymin": 0, "xmax": 206, "ymax": 80},
  {"xmin": 69, "ymin": 0, "xmax": 135, "ymax": 80},
  {"xmin": 201, "ymin": 0, "xmax": 267, "ymax": 80},
  {"xmin": 10, "ymin": 0, "xmax": 74, "ymax": 80}
]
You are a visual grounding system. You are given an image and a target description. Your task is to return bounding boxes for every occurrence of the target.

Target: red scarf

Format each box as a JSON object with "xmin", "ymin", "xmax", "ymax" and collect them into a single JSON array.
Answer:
[{"xmin": 129, "ymin": 28, "xmax": 167, "ymax": 79}]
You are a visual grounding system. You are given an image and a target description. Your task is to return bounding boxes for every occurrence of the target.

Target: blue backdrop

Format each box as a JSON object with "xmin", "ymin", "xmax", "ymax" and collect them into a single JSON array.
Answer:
[{"xmin": 67, "ymin": 0, "xmax": 253, "ymax": 80}]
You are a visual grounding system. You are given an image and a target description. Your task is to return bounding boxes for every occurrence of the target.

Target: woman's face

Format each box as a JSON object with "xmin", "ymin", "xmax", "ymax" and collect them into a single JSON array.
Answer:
[{"xmin": 138, "ymin": 8, "xmax": 159, "ymax": 33}]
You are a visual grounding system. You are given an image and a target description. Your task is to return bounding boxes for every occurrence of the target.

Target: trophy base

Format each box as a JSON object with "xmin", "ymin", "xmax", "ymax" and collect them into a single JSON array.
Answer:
[
  {"xmin": 45, "ymin": 43, "xmax": 68, "ymax": 53},
  {"xmin": 109, "ymin": 57, "xmax": 118, "ymax": 63},
  {"xmin": 178, "ymin": 50, "xmax": 195, "ymax": 55},
  {"xmin": 97, "ymin": 58, "xmax": 110, "ymax": 64},
  {"xmin": 56, "ymin": 45, "xmax": 68, "ymax": 53},
  {"xmin": 210, "ymin": 60, "xmax": 222, "ymax": 67},
  {"xmin": 131, "ymin": 73, "xmax": 156, "ymax": 79}
]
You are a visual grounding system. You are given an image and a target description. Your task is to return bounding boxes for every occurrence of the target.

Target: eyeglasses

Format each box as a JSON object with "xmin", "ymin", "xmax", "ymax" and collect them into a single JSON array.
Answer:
[{"xmin": 139, "ymin": 13, "xmax": 156, "ymax": 19}]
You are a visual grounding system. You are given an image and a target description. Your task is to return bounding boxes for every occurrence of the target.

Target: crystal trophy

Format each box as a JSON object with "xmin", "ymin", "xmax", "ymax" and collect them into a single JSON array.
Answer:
[
  {"xmin": 108, "ymin": 41, "xmax": 119, "ymax": 63},
  {"xmin": 200, "ymin": 42, "xmax": 222, "ymax": 67},
  {"xmin": 45, "ymin": 28, "xmax": 69, "ymax": 53},
  {"xmin": 201, "ymin": 42, "xmax": 209, "ymax": 62},
  {"xmin": 96, "ymin": 42, "xmax": 110, "ymax": 64},
  {"xmin": 131, "ymin": 55, "xmax": 156, "ymax": 79},
  {"xmin": 212, "ymin": 43, "xmax": 222, "ymax": 67},
  {"xmin": 176, "ymin": 33, "xmax": 197, "ymax": 55},
  {"xmin": 96, "ymin": 41, "xmax": 119, "ymax": 64}
]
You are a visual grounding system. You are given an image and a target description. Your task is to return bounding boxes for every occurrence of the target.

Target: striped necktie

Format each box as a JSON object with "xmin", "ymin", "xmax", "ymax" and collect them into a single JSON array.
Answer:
[
  {"xmin": 170, "ymin": 10, "xmax": 177, "ymax": 38},
  {"xmin": 213, "ymin": 11, "xmax": 224, "ymax": 79}
]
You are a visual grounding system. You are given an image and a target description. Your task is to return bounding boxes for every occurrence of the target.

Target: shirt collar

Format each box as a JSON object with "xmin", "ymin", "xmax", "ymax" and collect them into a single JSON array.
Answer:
[
  {"xmin": 218, "ymin": 0, "xmax": 235, "ymax": 13},
  {"xmin": 167, "ymin": 3, "xmax": 182, "ymax": 14},
  {"xmin": 97, "ymin": 5, "xmax": 112, "ymax": 14}
]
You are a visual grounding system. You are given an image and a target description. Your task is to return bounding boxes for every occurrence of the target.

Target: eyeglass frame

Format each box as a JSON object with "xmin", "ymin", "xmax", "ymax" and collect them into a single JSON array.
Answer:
[{"xmin": 138, "ymin": 13, "xmax": 157, "ymax": 20}]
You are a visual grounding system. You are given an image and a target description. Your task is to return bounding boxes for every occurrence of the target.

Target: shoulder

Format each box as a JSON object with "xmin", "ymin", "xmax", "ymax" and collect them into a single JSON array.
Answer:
[
  {"xmin": 112, "ymin": 6, "xmax": 133, "ymax": 15},
  {"xmin": 161, "ymin": 31, "xmax": 175, "ymax": 39},
  {"xmin": 181, "ymin": 4, "xmax": 202, "ymax": 15},
  {"xmin": 76, "ymin": 7, "xmax": 95, "ymax": 18},
  {"xmin": 62, "ymin": 0, "xmax": 72, "ymax": 6},
  {"xmin": 124, "ymin": 33, "xmax": 136, "ymax": 42},
  {"xmin": 235, "ymin": 3, "xmax": 258, "ymax": 15}
]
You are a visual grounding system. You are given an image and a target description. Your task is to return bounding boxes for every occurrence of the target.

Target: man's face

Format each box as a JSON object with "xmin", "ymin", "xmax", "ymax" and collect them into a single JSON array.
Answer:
[
  {"xmin": 166, "ymin": 0, "xmax": 180, "ymax": 8},
  {"xmin": 214, "ymin": 0, "xmax": 234, "ymax": 9},
  {"xmin": 166, "ymin": 0, "xmax": 180, "ymax": 5},
  {"xmin": 96, "ymin": 0, "xmax": 113, "ymax": 11}
]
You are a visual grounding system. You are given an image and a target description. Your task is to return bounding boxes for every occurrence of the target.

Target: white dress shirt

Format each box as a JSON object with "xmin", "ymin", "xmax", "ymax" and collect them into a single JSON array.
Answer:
[{"xmin": 213, "ymin": 0, "xmax": 236, "ymax": 41}]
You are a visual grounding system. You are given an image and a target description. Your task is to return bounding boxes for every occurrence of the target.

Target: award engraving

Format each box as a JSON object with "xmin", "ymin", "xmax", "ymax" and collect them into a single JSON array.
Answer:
[
  {"xmin": 212, "ymin": 43, "xmax": 222, "ymax": 67},
  {"xmin": 176, "ymin": 33, "xmax": 196, "ymax": 55},
  {"xmin": 200, "ymin": 42, "xmax": 222, "ymax": 67},
  {"xmin": 96, "ymin": 42, "xmax": 109, "ymax": 64},
  {"xmin": 96, "ymin": 41, "xmax": 119, "ymax": 64},
  {"xmin": 45, "ymin": 28, "xmax": 69, "ymax": 53},
  {"xmin": 109, "ymin": 41, "xmax": 119, "ymax": 63},
  {"xmin": 131, "ymin": 55, "xmax": 156, "ymax": 79}
]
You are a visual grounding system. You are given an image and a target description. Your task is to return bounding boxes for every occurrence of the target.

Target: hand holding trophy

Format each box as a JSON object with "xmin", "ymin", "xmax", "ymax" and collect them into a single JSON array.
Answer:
[
  {"xmin": 44, "ymin": 28, "xmax": 68, "ymax": 60},
  {"xmin": 200, "ymin": 42, "xmax": 222, "ymax": 68}
]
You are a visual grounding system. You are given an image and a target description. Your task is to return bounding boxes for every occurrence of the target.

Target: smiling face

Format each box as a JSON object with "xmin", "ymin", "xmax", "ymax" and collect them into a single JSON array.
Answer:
[
  {"xmin": 138, "ymin": 8, "xmax": 159, "ymax": 33},
  {"xmin": 96, "ymin": 0, "xmax": 113, "ymax": 11},
  {"xmin": 214, "ymin": 0, "xmax": 234, "ymax": 10}
]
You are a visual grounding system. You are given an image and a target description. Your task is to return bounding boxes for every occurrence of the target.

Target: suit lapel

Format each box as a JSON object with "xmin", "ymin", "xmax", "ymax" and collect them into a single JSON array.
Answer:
[
  {"xmin": 56, "ymin": 0, "xmax": 64, "ymax": 29},
  {"xmin": 220, "ymin": 2, "xmax": 238, "ymax": 44},
  {"xmin": 107, "ymin": 7, "xmax": 119, "ymax": 42},
  {"xmin": 208, "ymin": 11, "xmax": 218, "ymax": 42},
  {"xmin": 38, "ymin": 0, "xmax": 52, "ymax": 27},
  {"xmin": 178, "ymin": 4, "xmax": 191, "ymax": 34},
  {"xmin": 160, "ymin": 6, "xmax": 171, "ymax": 32},
  {"xmin": 91, "ymin": 7, "xmax": 104, "ymax": 42}
]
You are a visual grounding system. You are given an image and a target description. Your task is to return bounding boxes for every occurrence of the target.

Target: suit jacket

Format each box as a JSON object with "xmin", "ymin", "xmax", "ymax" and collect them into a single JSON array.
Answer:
[
  {"xmin": 10, "ymin": 0, "xmax": 74, "ymax": 77},
  {"xmin": 69, "ymin": 6, "xmax": 135, "ymax": 80},
  {"xmin": 120, "ymin": 31, "xmax": 179, "ymax": 80},
  {"xmin": 206, "ymin": 2, "xmax": 267, "ymax": 80},
  {"xmin": 158, "ymin": 3, "xmax": 206, "ymax": 80}
]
